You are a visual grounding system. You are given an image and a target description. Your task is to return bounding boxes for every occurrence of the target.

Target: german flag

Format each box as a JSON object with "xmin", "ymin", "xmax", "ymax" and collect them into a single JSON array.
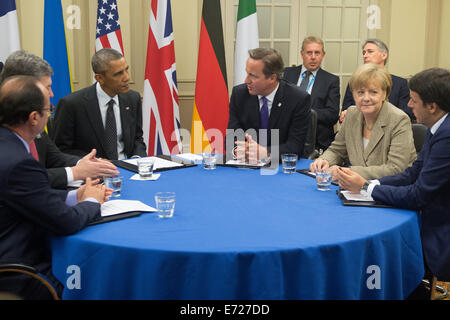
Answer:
[{"xmin": 190, "ymin": 0, "xmax": 229, "ymax": 154}]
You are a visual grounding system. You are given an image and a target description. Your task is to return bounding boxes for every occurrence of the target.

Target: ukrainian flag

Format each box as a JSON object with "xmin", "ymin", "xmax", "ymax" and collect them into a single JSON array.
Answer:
[{"xmin": 43, "ymin": 0, "xmax": 72, "ymax": 107}]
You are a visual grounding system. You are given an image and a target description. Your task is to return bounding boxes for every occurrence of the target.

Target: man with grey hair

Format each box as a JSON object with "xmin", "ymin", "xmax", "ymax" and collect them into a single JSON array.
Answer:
[
  {"xmin": 54, "ymin": 48, "xmax": 147, "ymax": 160},
  {"xmin": 283, "ymin": 36, "xmax": 340, "ymax": 152},
  {"xmin": 226, "ymin": 48, "xmax": 311, "ymax": 161},
  {"xmin": 340, "ymin": 38, "xmax": 412, "ymax": 122},
  {"xmin": 0, "ymin": 50, "xmax": 118, "ymax": 189}
]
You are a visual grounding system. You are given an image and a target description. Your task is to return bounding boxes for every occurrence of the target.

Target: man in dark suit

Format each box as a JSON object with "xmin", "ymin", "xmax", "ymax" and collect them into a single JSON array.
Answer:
[
  {"xmin": 0, "ymin": 50, "xmax": 119, "ymax": 189},
  {"xmin": 226, "ymin": 48, "xmax": 311, "ymax": 162},
  {"xmin": 0, "ymin": 76, "xmax": 108, "ymax": 299},
  {"xmin": 54, "ymin": 48, "xmax": 147, "ymax": 160},
  {"xmin": 283, "ymin": 36, "xmax": 340, "ymax": 152},
  {"xmin": 336, "ymin": 68, "xmax": 450, "ymax": 283},
  {"xmin": 340, "ymin": 38, "xmax": 413, "ymax": 122}
]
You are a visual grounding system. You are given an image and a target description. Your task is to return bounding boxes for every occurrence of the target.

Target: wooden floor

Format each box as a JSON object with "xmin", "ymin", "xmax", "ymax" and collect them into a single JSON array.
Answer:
[{"xmin": 434, "ymin": 280, "xmax": 450, "ymax": 300}]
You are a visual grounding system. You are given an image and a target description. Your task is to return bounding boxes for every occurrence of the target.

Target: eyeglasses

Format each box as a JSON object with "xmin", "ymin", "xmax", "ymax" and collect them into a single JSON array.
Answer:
[{"xmin": 41, "ymin": 104, "xmax": 56, "ymax": 113}]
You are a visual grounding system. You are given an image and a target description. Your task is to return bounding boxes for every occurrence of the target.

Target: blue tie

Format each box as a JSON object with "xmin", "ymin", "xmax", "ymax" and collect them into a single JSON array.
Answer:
[{"xmin": 260, "ymin": 96, "xmax": 269, "ymax": 130}]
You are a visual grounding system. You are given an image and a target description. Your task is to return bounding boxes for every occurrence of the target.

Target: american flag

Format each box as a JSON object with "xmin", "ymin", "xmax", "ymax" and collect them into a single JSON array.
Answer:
[
  {"xmin": 95, "ymin": 0, "xmax": 124, "ymax": 54},
  {"xmin": 142, "ymin": 0, "xmax": 181, "ymax": 155}
]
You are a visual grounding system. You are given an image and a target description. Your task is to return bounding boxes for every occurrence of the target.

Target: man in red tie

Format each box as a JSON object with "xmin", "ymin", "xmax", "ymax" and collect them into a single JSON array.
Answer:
[
  {"xmin": 0, "ymin": 75, "xmax": 109, "ymax": 299},
  {"xmin": 0, "ymin": 50, "xmax": 119, "ymax": 188}
]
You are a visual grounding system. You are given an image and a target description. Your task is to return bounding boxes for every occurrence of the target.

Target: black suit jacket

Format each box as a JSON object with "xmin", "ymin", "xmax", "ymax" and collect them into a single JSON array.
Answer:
[
  {"xmin": 53, "ymin": 84, "xmax": 147, "ymax": 159},
  {"xmin": 0, "ymin": 126, "xmax": 100, "ymax": 294},
  {"xmin": 283, "ymin": 66, "xmax": 340, "ymax": 150},
  {"xmin": 342, "ymin": 74, "xmax": 414, "ymax": 120},
  {"xmin": 35, "ymin": 132, "xmax": 80, "ymax": 189},
  {"xmin": 226, "ymin": 80, "xmax": 311, "ymax": 159},
  {"xmin": 372, "ymin": 115, "xmax": 450, "ymax": 280}
]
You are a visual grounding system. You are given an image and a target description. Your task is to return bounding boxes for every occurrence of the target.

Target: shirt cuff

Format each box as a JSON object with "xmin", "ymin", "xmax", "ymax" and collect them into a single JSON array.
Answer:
[
  {"xmin": 66, "ymin": 190, "xmax": 99, "ymax": 206},
  {"xmin": 66, "ymin": 166, "xmax": 84, "ymax": 187},
  {"xmin": 367, "ymin": 179, "xmax": 380, "ymax": 197},
  {"xmin": 66, "ymin": 190, "xmax": 78, "ymax": 206}
]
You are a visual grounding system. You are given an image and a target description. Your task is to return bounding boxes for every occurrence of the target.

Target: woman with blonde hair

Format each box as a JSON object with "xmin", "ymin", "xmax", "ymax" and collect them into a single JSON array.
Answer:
[{"xmin": 310, "ymin": 63, "xmax": 416, "ymax": 180}]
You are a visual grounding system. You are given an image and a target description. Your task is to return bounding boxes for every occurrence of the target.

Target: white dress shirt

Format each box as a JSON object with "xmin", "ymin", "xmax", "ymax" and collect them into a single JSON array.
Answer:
[
  {"xmin": 96, "ymin": 82, "xmax": 126, "ymax": 159},
  {"xmin": 296, "ymin": 66, "xmax": 318, "ymax": 94}
]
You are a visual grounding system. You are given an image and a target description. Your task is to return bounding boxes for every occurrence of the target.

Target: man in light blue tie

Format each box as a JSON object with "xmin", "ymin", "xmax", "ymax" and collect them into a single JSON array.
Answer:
[
  {"xmin": 283, "ymin": 36, "xmax": 340, "ymax": 152},
  {"xmin": 226, "ymin": 48, "xmax": 311, "ymax": 163}
]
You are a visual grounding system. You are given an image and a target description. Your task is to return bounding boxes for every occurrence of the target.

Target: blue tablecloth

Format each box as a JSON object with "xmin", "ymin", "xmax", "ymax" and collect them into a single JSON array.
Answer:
[{"xmin": 51, "ymin": 159, "xmax": 424, "ymax": 299}]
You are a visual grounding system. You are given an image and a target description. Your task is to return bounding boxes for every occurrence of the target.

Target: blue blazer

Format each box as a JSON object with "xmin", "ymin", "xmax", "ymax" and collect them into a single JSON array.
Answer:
[
  {"xmin": 342, "ymin": 74, "xmax": 414, "ymax": 120},
  {"xmin": 0, "ymin": 127, "xmax": 100, "ymax": 275},
  {"xmin": 283, "ymin": 66, "xmax": 340, "ymax": 151},
  {"xmin": 226, "ymin": 80, "xmax": 311, "ymax": 158},
  {"xmin": 372, "ymin": 115, "xmax": 450, "ymax": 280}
]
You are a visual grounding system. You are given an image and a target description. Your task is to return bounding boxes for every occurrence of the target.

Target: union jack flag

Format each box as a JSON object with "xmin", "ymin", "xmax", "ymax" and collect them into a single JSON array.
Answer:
[
  {"xmin": 95, "ymin": 0, "xmax": 124, "ymax": 54},
  {"xmin": 142, "ymin": 0, "xmax": 181, "ymax": 155}
]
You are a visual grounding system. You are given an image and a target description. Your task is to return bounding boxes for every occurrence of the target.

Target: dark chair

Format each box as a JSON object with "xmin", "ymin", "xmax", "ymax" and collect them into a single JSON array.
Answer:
[
  {"xmin": 412, "ymin": 123, "xmax": 427, "ymax": 153},
  {"xmin": 0, "ymin": 263, "xmax": 60, "ymax": 300},
  {"xmin": 302, "ymin": 109, "xmax": 318, "ymax": 159}
]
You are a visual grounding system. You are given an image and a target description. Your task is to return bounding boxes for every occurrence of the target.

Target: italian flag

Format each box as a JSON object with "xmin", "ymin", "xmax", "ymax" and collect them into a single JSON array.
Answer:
[{"xmin": 234, "ymin": 0, "xmax": 259, "ymax": 86}]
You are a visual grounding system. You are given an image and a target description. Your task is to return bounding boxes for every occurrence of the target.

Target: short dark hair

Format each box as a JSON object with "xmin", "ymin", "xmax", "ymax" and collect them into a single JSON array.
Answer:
[
  {"xmin": 408, "ymin": 68, "xmax": 450, "ymax": 113},
  {"xmin": 248, "ymin": 48, "xmax": 284, "ymax": 80},
  {"xmin": 0, "ymin": 50, "xmax": 53, "ymax": 84},
  {"xmin": 92, "ymin": 48, "xmax": 123, "ymax": 74},
  {"xmin": 0, "ymin": 76, "xmax": 45, "ymax": 126}
]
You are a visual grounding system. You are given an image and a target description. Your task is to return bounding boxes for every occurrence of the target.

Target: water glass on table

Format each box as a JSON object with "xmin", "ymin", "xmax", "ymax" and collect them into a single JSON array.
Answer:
[
  {"xmin": 316, "ymin": 170, "xmax": 332, "ymax": 191},
  {"xmin": 104, "ymin": 175, "xmax": 123, "ymax": 197},
  {"xmin": 138, "ymin": 157, "xmax": 155, "ymax": 179},
  {"xmin": 281, "ymin": 153, "xmax": 298, "ymax": 173},
  {"xmin": 155, "ymin": 192, "xmax": 176, "ymax": 218},
  {"xmin": 202, "ymin": 152, "xmax": 217, "ymax": 170}
]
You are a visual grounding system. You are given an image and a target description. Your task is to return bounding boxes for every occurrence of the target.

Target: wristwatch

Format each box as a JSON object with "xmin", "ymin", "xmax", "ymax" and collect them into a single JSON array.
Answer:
[{"xmin": 361, "ymin": 181, "xmax": 370, "ymax": 193}]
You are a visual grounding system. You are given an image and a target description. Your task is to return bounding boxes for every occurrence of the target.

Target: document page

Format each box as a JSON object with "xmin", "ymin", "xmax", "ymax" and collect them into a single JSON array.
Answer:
[
  {"xmin": 175, "ymin": 153, "xmax": 203, "ymax": 163},
  {"xmin": 101, "ymin": 200, "xmax": 156, "ymax": 217},
  {"xmin": 225, "ymin": 159, "xmax": 270, "ymax": 167},
  {"xmin": 340, "ymin": 190, "xmax": 374, "ymax": 202},
  {"xmin": 123, "ymin": 156, "xmax": 183, "ymax": 170}
]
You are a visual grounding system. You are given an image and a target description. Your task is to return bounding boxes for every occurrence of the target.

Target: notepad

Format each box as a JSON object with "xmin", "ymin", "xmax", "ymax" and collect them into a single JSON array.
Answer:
[
  {"xmin": 340, "ymin": 190, "xmax": 374, "ymax": 202},
  {"xmin": 123, "ymin": 157, "xmax": 183, "ymax": 170},
  {"xmin": 101, "ymin": 200, "xmax": 156, "ymax": 217}
]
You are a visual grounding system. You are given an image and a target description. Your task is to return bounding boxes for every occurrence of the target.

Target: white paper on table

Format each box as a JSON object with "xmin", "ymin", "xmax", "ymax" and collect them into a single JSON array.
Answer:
[
  {"xmin": 225, "ymin": 159, "xmax": 269, "ymax": 167},
  {"xmin": 123, "ymin": 156, "xmax": 183, "ymax": 170},
  {"xmin": 340, "ymin": 190, "xmax": 374, "ymax": 202},
  {"xmin": 101, "ymin": 200, "xmax": 156, "ymax": 217},
  {"xmin": 130, "ymin": 173, "xmax": 161, "ymax": 181},
  {"xmin": 175, "ymin": 153, "xmax": 203, "ymax": 163}
]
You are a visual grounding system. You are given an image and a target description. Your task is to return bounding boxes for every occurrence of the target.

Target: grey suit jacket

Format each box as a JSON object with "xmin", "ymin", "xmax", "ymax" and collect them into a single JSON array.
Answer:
[
  {"xmin": 321, "ymin": 101, "xmax": 417, "ymax": 179},
  {"xmin": 54, "ymin": 84, "xmax": 147, "ymax": 160}
]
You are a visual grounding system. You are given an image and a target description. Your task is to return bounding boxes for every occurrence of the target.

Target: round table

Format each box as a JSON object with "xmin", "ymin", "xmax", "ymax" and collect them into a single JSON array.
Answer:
[{"xmin": 51, "ymin": 159, "xmax": 424, "ymax": 299}]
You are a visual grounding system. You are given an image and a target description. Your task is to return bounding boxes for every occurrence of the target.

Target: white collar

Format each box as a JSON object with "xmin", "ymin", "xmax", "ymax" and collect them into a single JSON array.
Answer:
[
  {"xmin": 258, "ymin": 83, "xmax": 279, "ymax": 103},
  {"xmin": 430, "ymin": 113, "xmax": 448, "ymax": 135},
  {"xmin": 301, "ymin": 65, "xmax": 319, "ymax": 78},
  {"xmin": 96, "ymin": 82, "xmax": 119, "ymax": 107}
]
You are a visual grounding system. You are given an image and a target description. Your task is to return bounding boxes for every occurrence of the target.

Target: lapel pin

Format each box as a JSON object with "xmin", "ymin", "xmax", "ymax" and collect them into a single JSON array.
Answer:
[
  {"xmin": 278, "ymin": 102, "xmax": 282, "ymax": 107},
  {"xmin": 125, "ymin": 106, "xmax": 130, "ymax": 110}
]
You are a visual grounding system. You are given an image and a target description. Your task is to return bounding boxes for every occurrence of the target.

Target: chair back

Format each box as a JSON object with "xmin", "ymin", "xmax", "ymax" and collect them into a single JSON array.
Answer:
[
  {"xmin": 0, "ymin": 263, "xmax": 60, "ymax": 300},
  {"xmin": 412, "ymin": 123, "xmax": 427, "ymax": 153},
  {"xmin": 302, "ymin": 109, "xmax": 317, "ymax": 159}
]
